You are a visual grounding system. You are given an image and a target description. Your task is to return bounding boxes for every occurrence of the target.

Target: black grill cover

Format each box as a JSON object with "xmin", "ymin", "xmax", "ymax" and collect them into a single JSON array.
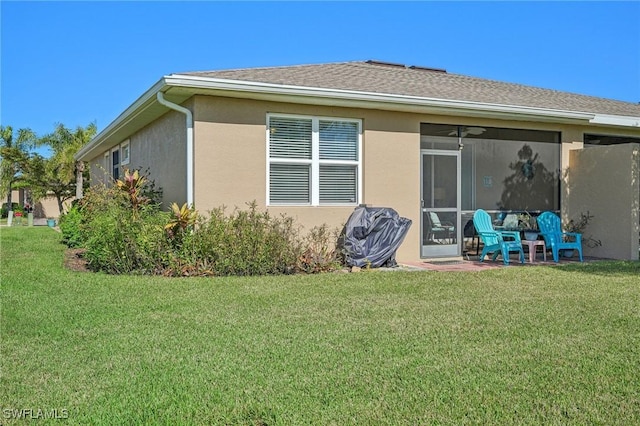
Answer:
[{"xmin": 342, "ymin": 206, "xmax": 412, "ymax": 268}]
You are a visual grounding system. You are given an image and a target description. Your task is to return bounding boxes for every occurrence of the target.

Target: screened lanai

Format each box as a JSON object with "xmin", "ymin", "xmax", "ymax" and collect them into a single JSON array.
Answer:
[{"xmin": 420, "ymin": 123, "xmax": 560, "ymax": 258}]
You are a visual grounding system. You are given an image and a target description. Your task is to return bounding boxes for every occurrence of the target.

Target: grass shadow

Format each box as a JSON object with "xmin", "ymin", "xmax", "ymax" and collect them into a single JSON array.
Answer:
[{"xmin": 551, "ymin": 259, "xmax": 640, "ymax": 276}]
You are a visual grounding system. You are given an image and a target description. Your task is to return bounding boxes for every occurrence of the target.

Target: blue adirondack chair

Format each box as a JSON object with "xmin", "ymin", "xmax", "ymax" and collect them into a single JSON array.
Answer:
[
  {"xmin": 537, "ymin": 211, "xmax": 583, "ymax": 262},
  {"xmin": 473, "ymin": 209, "xmax": 525, "ymax": 265}
]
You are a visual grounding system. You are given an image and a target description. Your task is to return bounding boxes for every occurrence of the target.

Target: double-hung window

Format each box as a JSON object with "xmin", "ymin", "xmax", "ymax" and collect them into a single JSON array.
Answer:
[{"xmin": 267, "ymin": 114, "xmax": 361, "ymax": 205}]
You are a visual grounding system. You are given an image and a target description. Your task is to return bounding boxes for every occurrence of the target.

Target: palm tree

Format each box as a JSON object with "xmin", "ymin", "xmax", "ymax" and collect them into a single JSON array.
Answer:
[
  {"xmin": 31, "ymin": 123, "xmax": 97, "ymax": 213},
  {"xmin": 0, "ymin": 125, "xmax": 36, "ymax": 213}
]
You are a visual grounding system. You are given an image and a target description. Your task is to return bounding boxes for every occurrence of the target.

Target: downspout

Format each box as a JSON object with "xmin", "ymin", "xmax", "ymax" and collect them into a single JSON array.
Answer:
[
  {"xmin": 156, "ymin": 91, "xmax": 194, "ymax": 207},
  {"xmin": 75, "ymin": 160, "xmax": 85, "ymax": 200}
]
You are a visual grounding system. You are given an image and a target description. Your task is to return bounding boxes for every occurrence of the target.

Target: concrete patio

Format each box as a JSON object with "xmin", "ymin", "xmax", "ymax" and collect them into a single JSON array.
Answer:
[{"xmin": 401, "ymin": 255, "xmax": 590, "ymax": 272}]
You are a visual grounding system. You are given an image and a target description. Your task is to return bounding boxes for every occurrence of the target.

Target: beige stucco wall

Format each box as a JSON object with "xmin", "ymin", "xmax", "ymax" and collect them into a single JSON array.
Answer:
[
  {"xmin": 560, "ymin": 126, "xmax": 585, "ymax": 220},
  {"xmin": 192, "ymin": 96, "xmax": 422, "ymax": 261},
  {"xmin": 89, "ymin": 156, "xmax": 108, "ymax": 186},
  {"xmin": 34, "ymin": 195, "xmax": 71, "ymax": 218},
  {"xmin": 568, "ymin": 143, "xmax": 640, "ymax": 260},
  {"xmin": 129, "ymin": 109, "xmax": 188, "ymax": 206},
  {"xmin": 192, "ymin": 95, "xmax": 640, "ymax": 262},
  {"xmin": 87, "ymin": 106, "xmax": 189, "ymax": 207}
]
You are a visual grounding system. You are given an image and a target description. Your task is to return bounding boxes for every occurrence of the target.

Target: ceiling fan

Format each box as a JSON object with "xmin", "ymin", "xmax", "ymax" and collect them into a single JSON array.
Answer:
[
  {"xmin": 447, "ymin": 126, "xmax": 486, "ymax": 149},
  {"xmin": 447, "ymin": 126, "xmax": 486, "ymax": 138}
]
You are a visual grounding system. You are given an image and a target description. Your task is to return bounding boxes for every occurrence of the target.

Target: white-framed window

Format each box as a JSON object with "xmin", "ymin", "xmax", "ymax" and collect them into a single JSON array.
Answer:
[
  {"xmin": 105, "ymin": 140, "xmax": 130, "ymax": 182},
  {"xmin": 111, "ymin": 146, "xmax": 120, "ymax": 181},
  {"xmin": 267, "ymin": 114, "xmax": 361, "ymax": 206},
  {"xmin": 120, "ymin": 139, "xmax": 130, "ymax": 166}
]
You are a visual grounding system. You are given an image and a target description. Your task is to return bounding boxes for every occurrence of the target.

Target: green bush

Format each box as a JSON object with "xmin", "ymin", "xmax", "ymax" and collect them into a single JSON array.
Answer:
[
  {"xmin": 169, "ymin": 204, "xmax": 343, "ymax": 277},
  {"xmin": 63, "ymin": 170, "xmax": 342, "ymax": 276},
  {"xmin": 58, "ymin": 176, "xmax": 170, "ymax": 273},
  {"xmin": 174, "ymin": 203, "xmax": 301, "ymax": 277},
  {"xmin": 74, "ymin": 181, "xmax": 168, "ymax": 274},
  {"xmin": 83, "ymin": 201, "xmax": 169, "ymax": 274},
  {"xmin": 59, "ymin": 204, "xmax": 84, "ymax": 248},
  {"xmin": 79, "ymin": 198, "xmax": 341, "ymax": 276}
]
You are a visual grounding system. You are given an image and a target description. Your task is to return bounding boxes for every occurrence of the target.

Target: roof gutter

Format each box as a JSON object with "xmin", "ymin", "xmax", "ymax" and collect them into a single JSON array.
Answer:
[
  {"xmin": 156, "ymin": 91, "xmax": 194, "ymax": 207},
  {"xmin": 590, "ymin": 114, "xmax": 640, "ymax": 128}
]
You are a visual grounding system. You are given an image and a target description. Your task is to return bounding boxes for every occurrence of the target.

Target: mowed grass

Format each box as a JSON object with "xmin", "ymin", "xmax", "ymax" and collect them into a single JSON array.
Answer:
[{"xmin": 1, "ymin": 227, "xmax": 640, "ymax": 425}]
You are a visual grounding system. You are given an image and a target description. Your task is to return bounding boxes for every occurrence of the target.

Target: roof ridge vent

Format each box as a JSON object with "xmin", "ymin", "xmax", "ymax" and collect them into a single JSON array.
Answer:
[
  {"xmin": 408, "ymin": 65, "xmax": 447, "ymax": 73},
  {"xmin": 365, "ymin": 60, "xmax": 407, "ymax": 68},
  {"xmin": 365, "ymin": 60, "xmax": 447, "ymax": 73}
]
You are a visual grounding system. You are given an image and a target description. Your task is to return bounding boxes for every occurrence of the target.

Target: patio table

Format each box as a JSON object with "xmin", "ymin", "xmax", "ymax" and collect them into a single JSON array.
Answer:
[{"xmin": 522, "ymin": 239, "xmax": 546, "ymax": 263}]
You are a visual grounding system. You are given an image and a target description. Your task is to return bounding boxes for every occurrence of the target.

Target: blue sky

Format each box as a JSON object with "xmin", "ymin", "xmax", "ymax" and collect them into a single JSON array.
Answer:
[{"xmin": 2, "ymin": 1, "xmax": 639, "ymax": 147}]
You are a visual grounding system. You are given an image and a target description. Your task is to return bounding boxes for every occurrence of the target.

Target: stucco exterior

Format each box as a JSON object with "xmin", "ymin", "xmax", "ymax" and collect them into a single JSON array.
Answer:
[
  {"xmin": 568, "ymin": 144, "xmax": 640, "ymax": 260},
  {"xmin": 192, "ymin": 96, "xmax": 423, "ymax": 261},
  {"xmin": 83, "ymin": 92, "xmax": 640, "ymax": 262},
  {"xmin": 88, "ymin": 105, "xmax": 189, "ymax": 207},
  {"xmin": 179, "ymin": 95, "xmax": 638, "ymax": 262},
  {"xmin": 35, "ymin": 195, "xmax": 70, "ymax": 218},
  {"xmin": 130, "ymin": 108, "xmax": 188, "ymax": 206}
]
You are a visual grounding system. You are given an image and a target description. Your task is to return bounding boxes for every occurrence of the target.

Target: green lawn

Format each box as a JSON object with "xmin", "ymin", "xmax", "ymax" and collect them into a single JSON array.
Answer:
[{"xmin": 2, "ymin": 227, "xmax": 639, "ymax": 425}]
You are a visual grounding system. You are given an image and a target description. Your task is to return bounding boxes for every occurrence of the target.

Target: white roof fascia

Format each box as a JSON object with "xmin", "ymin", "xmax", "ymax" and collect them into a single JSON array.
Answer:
[
  {"xmin": 165, "ymin": 74, "xmax": 597, "ymax": 123},
  {"xmin": 590, "ymin": 114, "xmax": 640, "ymax": 128}
]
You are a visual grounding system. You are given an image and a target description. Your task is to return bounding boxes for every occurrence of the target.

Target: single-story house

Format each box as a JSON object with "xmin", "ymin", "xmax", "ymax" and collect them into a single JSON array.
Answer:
[
  {"xmin": 75, "ymin": 60, "xmax": 640, "ymax": 261},
  {"xmin": 2, "ymin": 188, "xmax": 68, "ymax": 219}
]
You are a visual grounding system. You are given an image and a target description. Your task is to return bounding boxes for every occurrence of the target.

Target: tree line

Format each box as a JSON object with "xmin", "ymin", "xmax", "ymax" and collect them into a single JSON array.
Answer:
[{"xmin": 0, "ymin": 123, "xmax": 96, "ymax": 215}]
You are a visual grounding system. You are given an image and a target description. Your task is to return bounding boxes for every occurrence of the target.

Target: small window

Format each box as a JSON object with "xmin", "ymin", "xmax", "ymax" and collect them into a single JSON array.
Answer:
[
  {"xmin": 267, "ymin": 114, "xmax": 361, "ymax": 205},
  {"xmin": 111, "ymin": 147, "xmax": 120, "ymax": 181},
  {"xmin": 121, "ymin": 140, "xmax": 130, "ymax": 165}
]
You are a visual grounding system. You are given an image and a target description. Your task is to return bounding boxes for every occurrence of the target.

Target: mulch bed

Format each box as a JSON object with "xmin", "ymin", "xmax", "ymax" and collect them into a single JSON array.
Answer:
[{"xmin": 64, "ymin": 248, "xmax": 90, "ymax": 272}]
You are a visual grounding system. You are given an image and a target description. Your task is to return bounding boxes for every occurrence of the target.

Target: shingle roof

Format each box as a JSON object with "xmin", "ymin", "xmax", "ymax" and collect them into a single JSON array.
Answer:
[{"xmin": 182, "ymin": 61, "xmax": 640, "ymax": 118}]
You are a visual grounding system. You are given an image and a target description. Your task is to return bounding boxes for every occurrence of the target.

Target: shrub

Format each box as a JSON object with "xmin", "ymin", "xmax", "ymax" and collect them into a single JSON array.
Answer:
[
  {"xmin": 59, "ymin": 203, "xmax": 84, "ymax": 248},
  {"xmin": 165, "ymin": 202, "xmax": 198, "ymax": 244},
  {"xmin": 175, "ymin": 202, "xmax": 302, "ymax": 277},
  {"xmin": 79, "ymin": 198, "xmax": 343, "ymax": 276},
  {"xmin": 83, "ymin": 201, "xmax": 169, "ymax": 274},
  {"xmin": 64, "ymin": 169, "xmax": 342, "ymax": 276},
  {"xmin": 297, "ymin": 224, "xmax": 342, "ymax": 273},
  {"xmin": 70, "ymin": 172, "xmax": 168, "ymax": 273}
]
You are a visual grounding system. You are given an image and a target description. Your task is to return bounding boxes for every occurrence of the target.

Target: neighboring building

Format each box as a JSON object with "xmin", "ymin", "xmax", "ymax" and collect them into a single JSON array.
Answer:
[
  {"xmin": 1, "ymin": 188, "xmax": 67, "ymax": 219},
  {"xmin": 75, "ymin": 61, "xmax": 640, "ymax": 261}
]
